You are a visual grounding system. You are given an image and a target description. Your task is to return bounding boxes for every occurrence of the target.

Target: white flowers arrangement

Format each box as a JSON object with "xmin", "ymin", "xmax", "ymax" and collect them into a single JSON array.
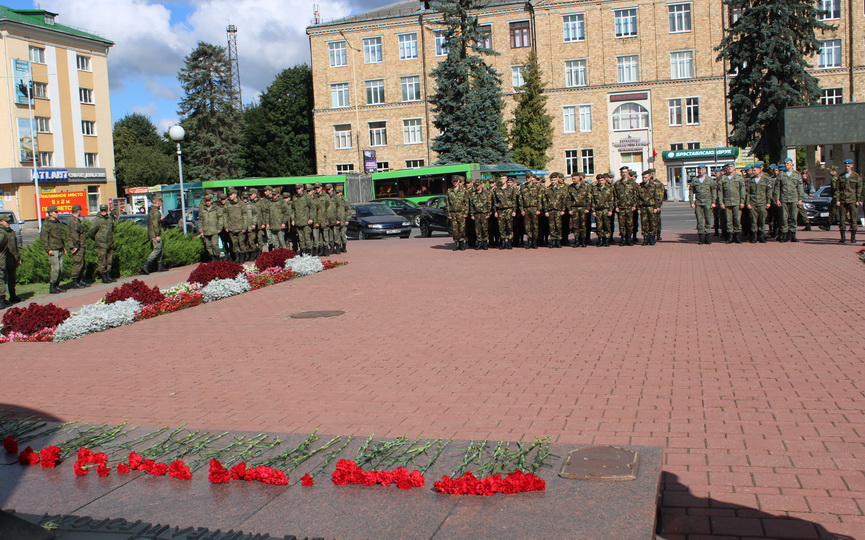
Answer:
[
  {"xmin": 53, "ymin": 298, "xmax": 142, "ymax": 342},
  {"xmin": 201, "ymin": 274, "xmax": 251, "ymax": 303},
  {"xmin": 162, "ymin": 282, "xmax": 201, "ymax": 297},
  {"xmin": 285, "ymin": 254, "xmax": 324, "ymax": 276}
]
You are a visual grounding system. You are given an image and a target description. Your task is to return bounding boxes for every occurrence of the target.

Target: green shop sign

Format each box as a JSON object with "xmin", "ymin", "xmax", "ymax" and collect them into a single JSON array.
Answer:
[{"xmin": 662, "ymin": 147, "xmax": 739, "ymax": 161}]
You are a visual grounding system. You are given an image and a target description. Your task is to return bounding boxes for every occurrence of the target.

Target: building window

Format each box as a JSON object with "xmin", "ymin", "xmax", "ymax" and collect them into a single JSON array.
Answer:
[
  {"xmin": 401, "ymin": 75, "xmax": 421, "ymax": 102},
  {"xmin": 614, "ymin": 9, "xmax": 638, "ymax": 37},
  {"xmin": 406, "ymin": 159, "xmax": 425, "ymax": 168},
  {"xmin": 687, "ymin": 142, "xmax": 701, "ymax": 149},
  {"xmin": 76, "ymin": 55, "xmax": 92, "ymax": 71},
  {"xmin": 670, "ymin": 51, "xmax": 694, "ymax": 79},
  {"xmin": 87, "ymin": 185, "xmax": 99, "ymax": 213},
  {"xmin": 363, "ymin": 37, "xmax": 382, "ymax": 63},
  {"xmin": 435, "ymin": 31, "xmax": 448, "ymax": 56},
  {"xmin": 581, "ymin": 149, "xmax": 595, "ymax": 174},
  {"xmin": 334, "ymin": 124, "xmax": 352, "ymax": 149},
  {"xmin": 818, "ymin": 40, "xmax": 841, "ymax": 68},
  {"xmin": 478, "ymin": 25, "xmax": 493, "ymax": 49},
  {"xmin": 376, "ymin": 162, "xmax": 390, "ymax": 172},
  {"xmin": 29, "ymin": 46, "xmax": 45, "ymax": 64},
  {"xmin": 510, "ymin": 21, "xmax": 531, "ymax": 48},
  {"xmin": 616, "ymin": 55, "xmax": 639, "ymax": 83},
  {"xmin": 564, "ymin": 59, "xmax": 587, "ymax": 87},
  {"xmin": 686, "ymin": 97, "xmax": 700, "ymax": 125},
  {"xmin": 563, "ymin": 106, "xmax": 576, "ymax": 133},
  {"xmin": 38, "ymin": 151, "xmax": 52, "ymax": 167},
  {"xmin": 84, "ymin": 153, "xmax": 98, "ymax": 167},
  {"xmin": 331, "ymin": 83, "xmax": 350, "ymax": 108},
  {"xmin": 81, "ymin": 120, "xmax": 96, "ymax": 136},
  {"xmin": 336, "ymin": 164, "xmax": 354, "ymax": 173},
  {"xmin": 403, "ymin": 118, "xmax": 423, "ymax": 144},
  {"xmin": 329, "ymin": 41, "xmax": 347, "ymax": 67},
  {"xmin": 33, "ymin": 82, "xmax": 48, "ymax": 99},
  {"xmin": 579, "ymin": 105, "xmax": 592, "ymax": 132},
  {"xmin": 668, "ymin": 3, "xmax": 692, "ymax": 32},
  {"xmin": 35, "ymin": 116, "xmax": 51, "ymax": 133},
  {"xmin": 79, "ymin": 87, "xmax": 94, "ymax": 104},
  {"xmin": 369, "ymin": 121, "xmax": 387, "ymax": 147},
  {"xmin": 612, "ymin": 103, "xmax": 649, "ymax": 130},
  {"xmin": 565, "ymin": 150, "xmax": 580, "ymax": 176},
  {"xmin": 365, "ymin": 79, "xmax": 385, "ymax": 105},
  {"xmin": 820, "ymin": 88, "xmax": 843, "ymax": 104},
  {"xmin": 512, "ymin": 65, "xmax": 525, "ymax": 89},
  {"xmin": 399, "ymin": 33, "xmax": 418, "ymax": 59},
  {"xmin": 563, "ymin": 14, "xmax": 585, "ymax": 42},
  {"xmin": 669, "ymin": 99, "xmax": 683, "ymax": 126},
  {"xmin": 670, "ymin": 143, "xmax": 684, "ymax": 151},
  {"xmin": 819, "ymin": 0, "xmax": 840, "ymax": 20}
]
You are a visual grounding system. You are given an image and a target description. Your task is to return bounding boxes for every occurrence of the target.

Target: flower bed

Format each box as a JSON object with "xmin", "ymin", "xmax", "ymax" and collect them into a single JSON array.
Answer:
[
  {"xmin": 1, "ymin": 302, "xmax": 70, "ymax": 336},
  {"xmin": 255, "ymin": 248, "xmax": 297, "ymax": 270},
  {"xmin": 135, "ymin": 292, "xmax": 204, "ymax": 321},
  {"xmin": 105, "ymin": 279, "xmax": 165, "ymax": 306},
  {"xmin": 188, "ymin": 260, "xmax": 245, "ymax": 286}
]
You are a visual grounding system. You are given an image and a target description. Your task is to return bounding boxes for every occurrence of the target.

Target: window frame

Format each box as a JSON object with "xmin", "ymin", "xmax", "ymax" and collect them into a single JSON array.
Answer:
[
  {"xmin": 563, "ymin": 106, "xmax": 576, "ymax": 134},
  {"xmin": 402, "ymin": 118, "xmax": 423, "ymax": 145},
  {"xmin": 35, "ymin": 116, "xmax": 51, "ymax": 133},
  {"xmin": 81, "ymin": 120, "xmax": 97, "ymax": 136},
  {"xmin": 398, "ymin": 33, "xmax": 419, "ymax": 60},
  {"xmin": 363, "ymin": 37, "xmax": 383, "ymax": 64},
  {"xmin": 614, "ymin": 8, "xmax": 638, "ymax": 38},
  {"xmin": 333, "ymin": 124, "xmax": 353, "ymax": 150},
  {"xmin": 819, "ymin": 0, "xmax": 840, "ymax": 20},
  {"xmin": 478, "ymin": 25, "xmax": 493, "ymax": 49},
  {"xmin": 685, "ymin": 97, "xmax": 700, "ymax": 125},
  {"xmin": 84, "ymin": 152, "xmax": 98, "ymax": 167},
  {"xmin": 668, "ymin": 3, "xmax": 692, "ymax": 33},
  {"xmin": 581, "ymin": 149, "xmax": 595, "ymax": 175},
  {"xmin": 435, "ymin": 31, "xmax": 448, "ymax": 56},
  {"xmin": 668, "ymin": 98, "xmax": 683, "ymax": 126},
  {"xmin": 38, "ymin": 151, "xmax": 52, "ymax": 167},
  {"xmin": 76, "ymin": 54, "xmax": 92, "ymax": 71},
  {"xmin": 330, "ymin": 82, "xmax": 350, "ymax": 108},
  {"xmin": 336, "ymin": 164, "xmax": 354, "ymax": 173},
  {"xmin": 820, "ymin": 87, "xmax": 843, "ymax": 105},
  {"xmin": 509, "ymin": 20, "xmax": 531, "ymax": 48},
  {"xmin": 32, "ymin": 81, "xmax": 48, "ymax": 99},
  {"xmin": 365, "ymin": 79, "xmax": 386, "ymax": 105},
  {"xmin": 368, "ymin": 121, "xmax": 388, "ymax": 147},
  {"xmin": 406, "ymin": 159, "xmax": 425, "ymax": 169},
  {"xmin": 511, "ymin": 65, "xmax": 526, "ymax": 89},
  {"xmin": 670, "ymin": 50, "xmax": 694, "ymax": 80},
  {"xmin": 400, "ymin": 75, "xmax": 421, "ymax": 102},
  {"xmin": 562, "ymin": 13, "xmax": 586, "ymax": 42},
  {"xmin": 579, "ymin": 104, "xmax": 592, "ymax": 133},
  {"xmin": 328, "ymin": 41, "xmax": 348, "ymax": 67},
  {"xmin": 564, "ymin": 59, "xmax": 587, "ymax": 88},
  {"xmin": 818, "ymin": 39, "xmax": 841, "ymax": 68},
  {"xmin": 612, "ymin": 102, "xmax": 650, "ymax": 131},
  {"xmin": 79, "ymin": 87, "xmax": 94, "ymax": 104},
  {"xmin": 616, "ymin": 55, "xmax": 640, "ymax": 83},
  {"xmin": 29, "ymin": 45, "xmax": 45, "ymax": 64}
]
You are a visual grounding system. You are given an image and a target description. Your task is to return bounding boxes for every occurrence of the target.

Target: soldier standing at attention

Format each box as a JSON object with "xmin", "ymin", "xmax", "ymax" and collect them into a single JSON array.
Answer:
[
  {"xmin": 636, "ymin": 171, "xmax": 657, "ymax": 245},
  {"xmin": 469, "ymin": 179, "xmax": 492, "ymax": 250},
  {"xmin": 647, "ymin": 170, "xmax": 665, "ymax": 242},
  {"xmin": 745, "ymin": 163, "xmax": 773, "ymax": 244},
  {"xmin": 773, "ymin": 159, "xmax": 805, "ymax": 243},
  {"xmin": 493, "ymin": 174, "xmax": 517, "ymax": 249},
  {"xmin": 543, "ymin": 172, "xmax": 567, "ymax": 248},
  {"xmin": 89, "ymin": 204, "xmax": 116, "ymax": 283},
  {"xmin": 689, "ymin": 165, "xmax": 717, "ymax": 245},
  {"xmin": 718, "ymin": 162, "xmax": 746, "ymax": 244},
  {"xmin": 223, "ymin": 189, "xmax": 248, "ymax": 261},
  {"xmin": 520, "ymin": 173, "xmax": 542, "ymax": 249},
  {"xmin": 567, "ymin": 171, "xmax": 592, "ymax": 247},
  {"xmin": 820, "ymin": 164, "xmax": 839, "ymax": 232},
  {"xmin": 836, "ymin": 159, "xmax": 863, "ymax": 244},
  {"xmin": 592, "ymin": 174, "xmax": 614, "ymax": 246},
  {"xmin": 334, "ymin": 185, "xmax": 350, "ymax": 253},
  {"xmin": 264, "ymin": 190, "xmax": 284, "ymax": 250},
  {"xmin": 613, "ymin": 169, "xmax": 637, "ymax": 246},
  {"xmin": 446, "ymin": 176, "xmax": 468, "ymax": 251},
  {"xmin": 292, "ymin": 185, "xmax": 314, "ymax": 255},
  {"xmin": 245, "ymin": 188, "xmax": 262, "ymax": 258},
  {"xmin": 141, "ymin": 194, "xmax": 164, "ymax": 275},
  {"xmin": 198, "ymin": 194, "xmax": 222, "ymax": 261},
  {"xmin": 311, "ymin": 183, "xmax": 328, "ymax": 255},
  {"xmin": 0, "ymin": 213, "xmax": 21, "ymax": 307},
  {"xmin": 67, "ymin": 204, "xmax": 90, "ymax": 288},
  {"xmin": 779, "ymin": 158, "xmax": 806, "ymax": 241},
  {"xmin": 323, "ymin": 184, "xmax": 339, "ymax": 255}
]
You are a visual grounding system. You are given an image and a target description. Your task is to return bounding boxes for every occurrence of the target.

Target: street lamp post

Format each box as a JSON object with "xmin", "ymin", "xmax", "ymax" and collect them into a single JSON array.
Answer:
[{"xmin": 168, "ymin": 125, "xmax": 187, "ymax": 234}]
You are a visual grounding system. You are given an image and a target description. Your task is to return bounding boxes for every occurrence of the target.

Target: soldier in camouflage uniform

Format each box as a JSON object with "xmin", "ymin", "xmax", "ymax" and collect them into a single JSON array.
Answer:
[
  {"xmin": 543, "ymin": 172, "xmax": 567, "ymax": 248},
  {"xmin": 613, "ymin": 170, "xmax": 637, "ymax": 246},
  {"xmin": 245, "ymin": 188, "xmax": 262, "ymax": 258},
  {"xmin": 334, "ymin": 185, "xmax": 350, "ymax": 253},
  {"xmin": 492, "ymin": 175, "xmax": 517, "ymax": 249},
  {"xmin": 469, "ymin": 179, "xmax": 492, "ymax": 250},
  {"xmin": 567, "ymin": 171, "xmax": 592, "ymax": 247},
  {"xmin": 0, "ymin": 213, "xmax": 21, "ymax": 307},
  {"xmin": 446, "ymin": 176, "xmax": 469, "ymax": 250},
  {"xmin": 773, "ymin": 160, "xmax": 806, "ymax": 242},
  {"xmin": 198, "ymin": 194, "xmax": 223, "ymax": 261},
  {"xmin": 836, "ymin": 159, "xmax": 863, "ymax": 244},
  {"xmin": 745, "ymin": 163, "xmax": 773, "ymax": 243},
  {"xmin": 265, "ymin": 190, "xmax": 285, "ymax": 250},
  {"xmin": 689, "ymin": 165, "xmax": 717, "ymax": 245},
  {"xmin": 41, "ymin": 206, "xmax": 68, "ymax": 293},
  {"xmin": 223, "ymin": 189, "xmax": 249, "ymax": 260},
  {"xmin": 88, "ymin": 204, "xmax": 116, "ymax": 283},
  {"xmin": 647, "ymin": 171, "xmax": 665, "ymax": 242},
  {"xmin": 323, "ymin": 184, "xmax": 339, "ymax": 255},
  {"xmin": 292, "ymin": 184, "xmax": 314, "ymax": 255},
  {"xmin": 312, "ymin": 183, "xmax": 330, "ymax": 255},
  {"xmin": 592, "ymin": 173, "xmax": 614, "ymax": 246},
  {"xmin": 142, "ymin": 194, "xmax": 165, "ymax": 275},
  {"xmin": 820, "ymin": 164, "xmax": 839, "ymax": 231},
  {"xmin": 520, "ymin": 173, "xmax": 542, "ymax": 249},
  {"xmin": 508, "ymin": 177, "xmax": 524, "ymax": 246},
  {"xmin": 636, "ymin": 171, "xmax": 658, "ymax": 245},
  {"xmin": 718, "ymin": 162, "xmax": 746, "ymax": 243},
  {"xmin": 67, "ymin": 204, "xmax": 90, "ymax": 288}
]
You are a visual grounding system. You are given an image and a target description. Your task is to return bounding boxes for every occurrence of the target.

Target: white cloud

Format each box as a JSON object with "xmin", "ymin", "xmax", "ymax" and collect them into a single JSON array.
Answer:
[{"xmin": 129, "ymin": 103, "xmax": 160, "ymax": 117}]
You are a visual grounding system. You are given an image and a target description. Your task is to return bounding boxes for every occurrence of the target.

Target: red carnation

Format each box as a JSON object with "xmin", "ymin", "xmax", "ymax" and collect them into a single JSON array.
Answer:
[
  {"xmin": 301, "ymin": 473, "xmax": 314, "ymax": 486},
  {"xmin": 18, "ymin": 446, "xmax": 40, "ymax": 465},
  {"xmin": 96, "ymin": 463, "xmax": 111, "ymax": 477},
  {"xmin": 73, "ymin": 461, "xmax": 88, "ymax": 476},
  {"xmin": 208, "ymin": 459, "xmax": 230, "ymax": 484},
  {"xmin": 116, "ymin": 463, "xmax": 131, "ymax": 474},
  {"xmin": 255, "ymin": 466, "xmax": 288, "ymax": 486},
  {"xmin": 3, "ymin": 435, "xmax": 18, "ymax": 453},
  {"xmin": 39, "ymin": 446, "xmax": 61, "ymax": 468},
  {"xmin": 168, "ymin": 460, "xmax": 192, "ymax": 480},
  {"xmin": 128, "ymin": 452, "xmax": 144, "ymax": 470},
  {"xmin": 230, "ymin": 462, "xmax": 248, "ymax": 480},
  {"xmin": 77, "ymin": 447, "xmax": 94, "ymax": 463},
  {"xmin": 149, "ymin": 462, "xmax": 168, "ymax": 476}
]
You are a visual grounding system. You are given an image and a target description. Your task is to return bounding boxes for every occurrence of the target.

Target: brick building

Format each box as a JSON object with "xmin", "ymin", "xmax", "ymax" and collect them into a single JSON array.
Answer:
[
  {"xmin": 1, "ymin": 5, "xmax": 116, "ymax": 220},
  {"xmin": 307, "ymin": 0, "xmax": 864, "ymax": 200}
]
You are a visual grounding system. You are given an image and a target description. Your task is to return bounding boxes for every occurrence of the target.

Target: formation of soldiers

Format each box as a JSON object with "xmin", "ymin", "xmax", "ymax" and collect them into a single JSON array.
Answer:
[
  {"xmin": 198, "ymin": 182, "xmax": 351, "ymax": 262},
  {"xmin": 445, "ymin": 167, "xmax": 665, "ymax": 250}
]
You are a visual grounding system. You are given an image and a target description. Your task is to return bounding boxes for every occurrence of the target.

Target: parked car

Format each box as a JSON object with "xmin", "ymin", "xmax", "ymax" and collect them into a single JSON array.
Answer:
[
  {"xmin": 116, "ymin": 213, "xmax": 149, "ymax": 227},
  {"xmin": 417, "ymin": 196, "xmax": 450, "ymax": 238},
  {"xmin": 0, "ymin": 210, "xmax": 23, "ymax": 246},
  {"xmin": 800, "ymin": 196, "xmax": 833, "ymax": 226},
  {"xmin": 162, "ymin": 208, "xmax": 199, "ymax": 233},
  {"xmin": 371, "ymin": 198, "xmax": 423, "ymax": 227},
  {"xmin": 348, "ymin": 203, "xmax": 412, "ymax": 239},
  {"xmin": 811, "ymin": 185, "xmax": 832, "ymax": 200}
]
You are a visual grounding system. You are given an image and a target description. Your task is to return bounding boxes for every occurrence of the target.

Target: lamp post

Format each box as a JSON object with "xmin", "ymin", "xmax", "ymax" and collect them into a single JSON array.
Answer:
[{"xmin": 168, "ymin": 125, "xmax": 187, "ymax": 234}]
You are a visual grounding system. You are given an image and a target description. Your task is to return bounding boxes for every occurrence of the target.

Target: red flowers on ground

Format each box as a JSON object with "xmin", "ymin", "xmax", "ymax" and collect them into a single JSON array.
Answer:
[
  {"xmin": 188, "ymin": 260, "xmax": 244, "ymax": 286},
  {"xmin": 18, "ymin": 446, "xmax": 39, "ymax": 465},
  {"xmin": 39, "ymin": 446, "xmax": 61, "ymax": 468},
  {"xmin": 1, "ymin": 302, "xmax": 70, "ymax": 336},
  {"xmin": 3, "ymin": 435, "xmax": 18, "ymax": 453},
  {"xmin": 433, "ymin": 470, "xmax": 546, "ymax": 496},
  {"xmin": 72, "ymin": 447, "xmax": 109, "ymax": 476},
  {"xmin": 331, "ymin": 459, "xmax": 425, "ymax": 490},
  {"xmin": 301, "ymin": 473, "xmax": 314, "ymax": 486},
  {"xmin": 134, "ymin": 292, "xmax": 203, "ymax": 321},
  {"xmin": 253, "ymin": 248, "xmax": 296, "ymax": 270},
  {"xmin": 208, "ymin": 459, "xmax": 231, "ymax": 484},
  {"xmin": 168, "ymin": 459, "xmax": 192, "ymax": 480},
  {"xmin": 104, "ymin": 279, "xmax": 166, "ymax": 306},
  {"xmin": 228, "ymin": 462, "xmax": 289, "ymax": 485}
]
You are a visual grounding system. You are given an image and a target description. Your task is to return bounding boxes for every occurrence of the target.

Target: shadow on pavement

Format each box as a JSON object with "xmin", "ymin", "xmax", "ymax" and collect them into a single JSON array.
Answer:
[{"xmin": 659, "ymin": 472, "xmax": 853, "ymax": 540}]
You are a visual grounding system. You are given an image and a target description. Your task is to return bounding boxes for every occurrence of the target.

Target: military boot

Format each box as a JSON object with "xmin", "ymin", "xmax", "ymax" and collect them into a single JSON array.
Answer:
[
  {"xmin": 758, "ymin": 231, "xmax": 767, "ymax": 243},
  {"xmin": 778, "ymin": 232, "xmax": 787, "ymax": 242},
  {"xmin": 71, "ymin": 278, "xmax": 85, "ymax": 289},
  {"xmin": 749, "ymin": 233, "xmax": 757, "ymax": 244},
  {"xmin": 704, "ymin": 234, "xmax": 711, "ymax": 245},
  {"xmin": 851, "ymin": 231, "xmax": 857, "ymax": 243},
  {"xmin": 734, "ymin": 232, "xmax": 742, "ymax": 244},
  {"xmin": 804, "ymin": 224, "xmax": 812, "ymax": 231},
  {"xmin": 51, "ymin": 280, "xmax": 67, "ymax": 294},
  {"xmin": 726, "ymin": 233, "xmax": 734, "ymax": 244},
  {"xmin": 840, "ymin": 230, "xmax": 847, "ymax": 243},
  {"xmin": 140, "ymin": 263, "xmax": 150, "ymax": 275},
  {"xmin": 641, "ymin": 236, "xmax": 649, "ymax": 246},
  {"xmin": 656, "ymin": 232, "xmax": 662, "ymax": 241},
  {"xmin": 697, "ymin": 233, "xmax": 703, "ymax": 245},
  {"xmin": 790, "ymin": 232, "xmax": 799, "ymax": 242},
  {"xmin": 453, "ymin": 242, "xmax": 460, "ymax": 251},
  {"xmin": 102, "ymin": 272, "xmax": 112, "ymax": 284}
]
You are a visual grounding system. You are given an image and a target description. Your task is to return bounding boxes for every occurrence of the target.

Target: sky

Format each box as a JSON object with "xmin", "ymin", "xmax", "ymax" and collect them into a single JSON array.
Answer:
[{"xmin": 5, "ymin": 0, "xmax": 396, "ymax": 133}]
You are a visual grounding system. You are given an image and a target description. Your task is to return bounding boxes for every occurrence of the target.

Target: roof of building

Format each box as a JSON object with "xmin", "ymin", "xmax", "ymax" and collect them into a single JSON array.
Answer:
[
  {"xmin": 0, "ymin": 5, "xmax": 114, "ymax": 45},
  {"xmin": 310, "ymin": 0, "xmax": 522, "ymax": 28}
]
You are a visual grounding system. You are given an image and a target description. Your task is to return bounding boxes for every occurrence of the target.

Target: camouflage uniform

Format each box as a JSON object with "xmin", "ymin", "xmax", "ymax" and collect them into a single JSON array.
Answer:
[
  {"xmin": 446, "ymin": 180, "xmax": 469, "ymax": 250},
  {"xmin": 773, "ymin": 170, "xmax": 805, "ymax": 241},
  {"xmin": 198, "ymin": 197, "xmax": 223, "ymax": 260},
  {"xmin": 650, "ymin": 178, "xmax": 665, "ymax": 241},
  {"xmin": 257, "ymin": 189, "xmax": 272, "ymax": 249},
  {"xmin": 324, "ymin": 186, "xmax": 339, "ymax": 253},
  {"xmin": 542, "ymin": 176, "xmax": 567, "ymax": 247},
  {"xmin": 689, "ymin": 173, "xmax": 717, "ymax": 242},
  {"xmin": 88, "ymin": 205, "xmax": 115, "ymax": 282},
  {"xmin": 312, "ymin": 185, "xmax": 330, "ymax": 254},
  {"xmin": 567, "ymin": 176, "xmax": 592, "ymax": 247},
  {"xmin": 333, "ymin": 186, "xmax": 350, "ymax": 252},
  {"xmin": 635, "ymin": 177, "xmax": 657, "ymax": 244},
  {"xmin": 0, "ymin": 220, "xmax": 20, "ymax": 305},
  {"xmin": 591, "ymin": 176, "xmax": 614, "ymax": 246},
  {"xmin": 746, "ymin": 170, "xmax": 773, "ymax": 243},
  {"xmin": 469, "ymin": 181, "xmax": 492, "ymax": 249},
  {"xmin": 492, "ymin": 180, "xmax": 517, "ymax": 248},
  {"xmin": 245, "ymin": 189, "xmax": 262, "ymax": 256},
  {"xmin": 67, "ymin": 208, "xmax": 89, "ymax": 287},
  {"xmin": 267, "ymin": 193, "xmax": 286, "ymax": 249},
  {"xmin": 520, "ymin": 179, "xmax": 542, "ymax": 248},
  {"xmin": 613, "ymin": 176, "xmax": 637, "ymax": 245},
  {"xmin": 143, "ymin": 196, "xmax": 164, "ymax": 273},
  {"xmin": 223, "ymin": 192, "xmax": 249, "ymax": 259},
  {"xmin": 836, "ymin": 167, "xmax": 863, "ymax": 243},
  {"xmin": 719, "ymin": 171, "xmax": 747, "ymax": 242}
]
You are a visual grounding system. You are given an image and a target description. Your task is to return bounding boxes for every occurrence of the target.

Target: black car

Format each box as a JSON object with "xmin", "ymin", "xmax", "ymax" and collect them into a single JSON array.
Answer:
[
  {"xmin": 800, "ymin": 197, "xmax": 833, "ymax": 226},
  {"xmin": 161, "ymin": 208, "xmax": 199, "ymax": 233},
  {"xmin": 349, "ymin": 203, "xmax": 412, "ymax": 239},
  {"xmin": 371, "ymin": 198, "xmax": 423, "ymax": 227},
  {"xmin": 418, "ymin": 196, "xmax": 450, "ymax": 237}
]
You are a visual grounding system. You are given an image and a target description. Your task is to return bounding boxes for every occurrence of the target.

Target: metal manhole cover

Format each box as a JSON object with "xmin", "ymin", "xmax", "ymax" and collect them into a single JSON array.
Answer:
[
  {"xmin": 289, "ymin": 310, "xmax": 345, "ymax": 319},
  {"xmin": 559, "ymin": 445, "xmax": 639, "ymax": 481}
]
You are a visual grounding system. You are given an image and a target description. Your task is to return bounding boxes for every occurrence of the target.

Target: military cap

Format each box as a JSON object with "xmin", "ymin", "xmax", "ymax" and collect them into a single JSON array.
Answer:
[
  {"xmin": 46, "ymin": 205, "xmax": 58, "ymax": 213},
  {"xmin": 725, "ymin": 162, "xmax": 735, "ymax": 167},
  {"xmin": 324, "ymin": 183, "xmax": 332, "ymax": 189},
  {"xmin": 844, "ymin": 158, "xmax": 854, "ymax": 164},
  {"xmin": 227, "ymin": 187, "xmax": 237, "ymax": 194},
  {"xmin": 241, "ymin": 191, "xmax": 249, "ymax": 198},
  {"xmin": 282, "ymin": 191, "xmax": 291, "ymax": 197},
  {"xmin": 452, "ymin": 175, "xmax": 466, "ymax": 182},
  {"xmin": 218, "ymin": 192, "xmax": 227, "ymax": 200},
  {"xmin": 335, "ymin": 185, "xmax": 343, "ymax": 191},
  {"xmin": 784, "ymin": 157, "xmax": 793, "ymax": 163},
  {"xmin": 71, "ymin": 204, "xmax": 81, "ymax": 212},
  {"xmin": 204, "ymin": 194, "xmax": 213, "ymax": 201},
  {"xmin": 644, "ymin": 168, "xmax": 656, "ymax": 176},
  {"xmin": 264, "ymin": 185, "xmax": 274, "ymax": 191},
  {"xmin": 828, "ymin": 163, "xmax": 838, "ymax": 170},
  {"xmin": 205, "ymin": 189, "xmax": 214, "ymax": 194},
  {"xmin": 151, "ymin": 193, "xmax": 163, "ymax": 201},
  {"xmin": 248, "ymin": 187, "xmax": 258, "ymax": 194},
  {"xmin": 314, "ymin": 182, "xmax": 322, "ymax": 188},
  {"xmin": 99, "ymin": 204, "xmax": 109, "ymax": 211},
  {"xmin": 305, "ymin": 184, "xmax": 314, "ymax": 190}
]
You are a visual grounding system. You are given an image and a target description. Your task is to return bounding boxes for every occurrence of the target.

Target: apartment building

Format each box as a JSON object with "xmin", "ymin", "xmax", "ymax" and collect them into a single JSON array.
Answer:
[
  {"xmin": 307, "ymin": 0, "xmax": 864, "ymax": 200},
  {"xmin": 1, "ymin": 5, "xmax": 116, "ymax": 220}
]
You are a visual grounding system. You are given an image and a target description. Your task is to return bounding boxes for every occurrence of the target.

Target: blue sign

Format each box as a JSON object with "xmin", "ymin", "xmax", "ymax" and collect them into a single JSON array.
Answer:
[{"xmin": 34, "ymin": 169, "xmax": 69, "ymax": 182}]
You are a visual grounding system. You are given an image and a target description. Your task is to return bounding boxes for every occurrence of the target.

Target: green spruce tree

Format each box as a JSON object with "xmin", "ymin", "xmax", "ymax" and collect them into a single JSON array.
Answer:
[
  {"xmin": 716, "ymin": 0, "xmax": 832, "ymax": 161},
  {"xmin": 429, "ymin": 0, "xmax": 509, "ymax": 164},
  {"xmin": 509, "ymin": 48, "xmax": 553, "ymax": 169},
  {"xmin": 177, "ymin": 42, "xmax": 243, "ymax": 182}
]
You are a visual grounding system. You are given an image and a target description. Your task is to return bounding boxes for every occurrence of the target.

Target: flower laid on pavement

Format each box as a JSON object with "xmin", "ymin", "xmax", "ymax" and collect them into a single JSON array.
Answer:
[
  {"xmin": 433, "ymin": 470, "xmax": 545, "ymax": 496},
  {"xmin": 331, "ymin": 459, "xmax": 425, "ymax": 490}
]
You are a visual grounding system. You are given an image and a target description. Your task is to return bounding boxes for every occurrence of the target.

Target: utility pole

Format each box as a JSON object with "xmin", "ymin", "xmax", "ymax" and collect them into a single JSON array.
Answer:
[{"xmin": 226, "ymin": 24, "xmax": 242, "ymax": 109}]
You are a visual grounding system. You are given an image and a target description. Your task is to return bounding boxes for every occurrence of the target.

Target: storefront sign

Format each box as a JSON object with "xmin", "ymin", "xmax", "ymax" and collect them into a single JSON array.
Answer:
[
  {"xmin": 613, "ymin": 135, "xmax": 649, "ymax": 153},
  {"xmin": 35, "ymin": 169, "xmax": 69, "ymax": 182},
  {"xmin": 661, "ymin": 147, "xmax": 739, "ymax": 161},
  {"xmin": 125, "ymin": 186, "xmax": 162, "ymax": 194},
  {"xmin": 68, "ymin": 170, "xmax": 107, "ymax": 180},
  {"xmin": 37, "ymin": 191, "xmax": 88, "ymax": 217},
  {"xmin": 610, "ymin": 92, "xmax": 649, "ymax": 102}
]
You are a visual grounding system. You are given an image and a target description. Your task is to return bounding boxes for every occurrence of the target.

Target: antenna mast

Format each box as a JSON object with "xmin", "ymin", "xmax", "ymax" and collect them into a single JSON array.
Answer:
[{"xmin": 226, "ymin": 24, "xmax": 242, "ymax": 109}]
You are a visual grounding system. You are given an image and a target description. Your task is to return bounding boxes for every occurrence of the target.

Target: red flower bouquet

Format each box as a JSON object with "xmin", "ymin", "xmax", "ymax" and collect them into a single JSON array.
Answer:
[
  {"xmin": 3, "ymin": 435, "xmax": 17, "ymax": 453},
  {"xmin": 331, "ymin": 459, "xmax": 425, "ymax": 489},
  {"xmin": 208, "ymin": 459, "xmax": 231, "ymax": 484},
  {"xmin": 433, "ymin": 470, "xmax": 545, "ymax": 496}
]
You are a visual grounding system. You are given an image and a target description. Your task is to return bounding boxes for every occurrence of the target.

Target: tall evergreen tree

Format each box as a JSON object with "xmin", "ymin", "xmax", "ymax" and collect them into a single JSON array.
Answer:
[
  {"xmin": 113, "ymin": 113, "xmax": 176, "ymax": 193},
  {"xmin": 508, "ymin": 48, "xmax": 553, "ymax": 169},
  {"xmin": 177, "ymin": 42, "xmax": 243, "ymax": 182},
  {"xmin": 241, "ymin": 65, "xmax": 316, "ymax": 177},
  {"xmin": 429, "ymin": 0, "xmax": 509, "ymax": 164},
  {"xmin": 716, "ymin": 0, "xmax": 832, "ymax": 161}
]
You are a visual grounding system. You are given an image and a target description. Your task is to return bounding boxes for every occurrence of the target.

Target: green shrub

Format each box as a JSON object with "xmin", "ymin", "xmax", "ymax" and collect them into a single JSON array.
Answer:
[{"xmin": 163, "ymin": 227, "xmax": 205, "ymax": 269}]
